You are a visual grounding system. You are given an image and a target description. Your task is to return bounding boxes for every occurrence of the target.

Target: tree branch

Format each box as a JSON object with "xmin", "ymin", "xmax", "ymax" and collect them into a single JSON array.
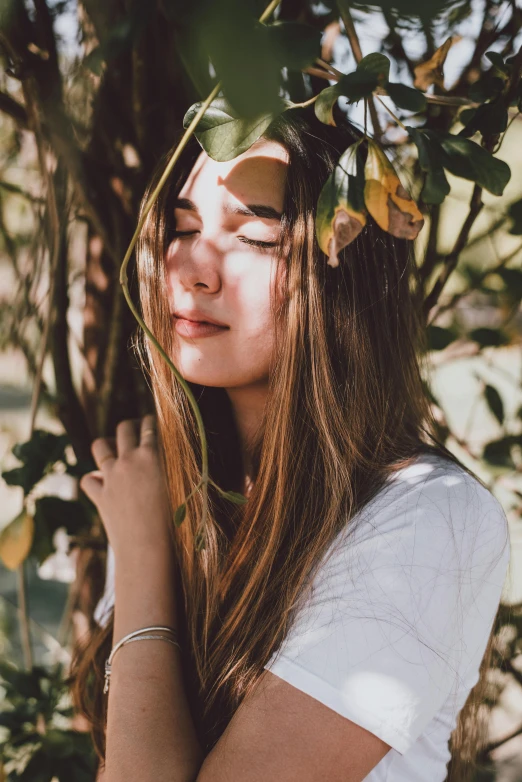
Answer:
[
  {"xmin": 428, "ymin": 241, "xmax": 522, "ymax": 323},
  {"xmin": 381, "ymin": 8, "xmax": 416, "ymax": 81},
  {"xmin": 0, "ymin": 89, "xmax": 28, "ymax": 126},
  {"xmin": 423, "ymin": 42, "xmax": 522, "ymax": 319},
  {"xmin": 338, "ymin": 5, "xmax": 384, "ymax": 139},
  {"xmin": 423, "ymin": 184, "xmax": 484, "ymax": 319}
]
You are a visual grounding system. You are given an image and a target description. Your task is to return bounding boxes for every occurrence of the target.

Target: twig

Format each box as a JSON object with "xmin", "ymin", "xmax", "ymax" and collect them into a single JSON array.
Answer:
[
  {"xmin": 338, "ymin": 5, "xmax": 384, "ymax": 139},
  {"xmin": 481, "ymin": 721, "xmax": 522, "ymax": 758},
  {"xmin": 303, "ymin": 66, "xmax": 337, "ymax": 82},
  {"xmin": 0, "ymin": 90, "xmax": 28, "ymax": 126},
  {"xmin": 424, "ymin": 184, "xmax": 485, "ymax": 319},
  {"xmin": 419, "ymin": 204, "xmax": 441, "ymax": 290},
  {"xmin": 430, "ymin": 241, "xmax": 522, "ymax": 322},
  {"xmin": 117, "ymin": 0, "xmax": 283, "ymax": 550},
  {"xmin": 97, "ymin": 283, "xmax": 125, "ymax": 435},
  {"xmin": 381, "ymin": 8, "xmax": 416, "ymax": 81},
  {"xmin": 0, "ymin": 180, "xmax": 46, "ymax": 204},
  {"xmin": 11, "ymin": 59, "xmax": 63, "ymax": 673},
  {"xmin": 315, "ymin": 57, "xmax": 343, "ymax": 79},
  {"xmin": 16, "ymin": 565, "xmax": 32, "ymax": 670},
  {"xmin": 374, "ymin": 95, "xmax": 407, "ymax": 130},
  {"xmin": 424, "ymin": 44, "xmax": 522, "ymax": 320},
  {"xmin": 303, "ymin": 66, "xmax": 481, "ymax": 108}
]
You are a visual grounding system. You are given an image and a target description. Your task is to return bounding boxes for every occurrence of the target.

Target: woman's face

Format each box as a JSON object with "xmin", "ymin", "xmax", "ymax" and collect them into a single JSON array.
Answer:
[{"xmin": 165, "ymin": 138, "xmax": 289, "ymax": 389}]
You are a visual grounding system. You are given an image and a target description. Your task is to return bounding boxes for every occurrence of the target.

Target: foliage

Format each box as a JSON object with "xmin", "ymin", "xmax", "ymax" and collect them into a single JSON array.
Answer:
[
  {"xmin": 0, "ymin": 430, "xmax": 95, "ymax": 572},
  {"xmin": 0, "ymin": 0, "xmax": 521, "ymax": 778},
  {"xmin": 0, "ymin": 662, "xmax": 97, "ymax": 781}
]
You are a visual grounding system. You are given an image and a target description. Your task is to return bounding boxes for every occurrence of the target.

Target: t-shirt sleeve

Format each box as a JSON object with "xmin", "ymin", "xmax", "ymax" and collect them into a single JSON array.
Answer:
[{"xmin": 263, "ymin": 462, "xmax": 511, "ymax": 755}]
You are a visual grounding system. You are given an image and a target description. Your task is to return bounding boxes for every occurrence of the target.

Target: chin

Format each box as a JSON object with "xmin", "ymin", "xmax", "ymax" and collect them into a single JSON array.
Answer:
[{"xmin": 169, "ymin": 356, "xmax": 230, "ymax": 388}]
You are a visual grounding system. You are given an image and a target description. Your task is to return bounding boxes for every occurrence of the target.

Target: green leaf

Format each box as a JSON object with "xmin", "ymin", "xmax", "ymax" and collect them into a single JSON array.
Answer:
[
  {"xmin": 2, "ymin": 430, "xmax": 69, "ymax": 496},
  {"xmin": 314, "ymin": 84, "xmax": 344, "ymax": 126},
  {"xmin": 13, "ymin": 748, "xmax": 53, "ymax": 782},
  {"xmin": 485, "ymin": 51, "xmax": 509, "ymax": 75},
  {"xmin": 458, "ymin": 96, "xmax": 508, "ymax": 139},
  {"xmin": 357, "ymin": 53, "xmax": 390, "ymax": 83},
  {"xmin": 41, "ymin": 730, "xmax": 75, "ymax": 759},
  {"xmin": 407, "ymin": 126, "xmax": 450, "ymax": 204},
  {"xmin": 197, "ymin": 1, "xmax": 283, "ymax": 117},
  {"xmin": 386, "ymin": 83, "xmax": 427, "ymax": 112},
  {"xmin": 484, "ymin": 384, "xmax": 504, "ymax": 425},
  {"xmin": 31, "ymin": 497, "xmax": 91, "ymax": 565},
  {"xmin": 182, "ymin": 97, "xmax": 292, "ymax": 162},
  {"xmin": 422, "ymin": 168, "xmax": 451, "ymax": 205},
  {"xmin": 468, "ymin": 73, "xmax": 504, "ymax": 103},
  {"xmin": 263, "ymin": 21, "xmax": 321, "ymax": 71},
  {"xmin": 83, "ymin": 46, "xmax": 104, "ymax": 76},
  {"xmin": 336, "ymin": 70, "xmax": 379, "ymax": 104},
  {"xmin": 483, "ymin": 436, "xmax": 517, "ymax": 469},
  {"xmin": 424, "ymin": 130, "xmax": 511, "ymax": 196},
  {"xmin": 194, "ymin": 527, "xmax": 206, "ymax": 551},
  {"xmin": 315, "ymin": 142, "xmax": 367, "ymax": 267},
  {"xmin": 0, "ymin": 662, "xmax": 44, "ymax": 700},
  {"xmin": 220, "ymin": 490, "xmax": 248, "ymax": 504},
  {"xmin": 458, "ymin": 107, "xmax": 476, "ymax": 126},
  {"xmin": 314, "ymin": 53, "xmax": 390, "ymax": 118},
  {"xmin": 427, "ymin": 325, "xmax": 456, "ymax": 350},
  {"xmin": 174, "ymin": 503, "xmax": 186, "ymax": 527},
  {"xmin": 507, "ymin": 198, "xmax": 522, "ymax": 235},
  {"xmin": 496, "ymin": 267, "xmax": 522, "ymax": 301},
  {"xmin": 173, "ymin": 24, "xmax": 215, "ymax": 98},
  {"xmin": 469, "ymin": 327, "xmax": 509, "ymax": 347},
  {"xmin": 87, "ymin": 1, "xmax": 154, "ymax": 67}
]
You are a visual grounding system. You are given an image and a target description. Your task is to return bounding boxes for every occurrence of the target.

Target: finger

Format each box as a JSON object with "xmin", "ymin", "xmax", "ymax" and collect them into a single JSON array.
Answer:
[
  {"xmin": 79, "ymin": 471, "xmax": 103, "ymax": 503},
  {"xmin": 91, "ymin": 437, "xmax": 116, "ymax": 471},
  {"xmin": 140, "ymin": 413, "xmax": 157, "ymax": 447},
  {"xmin": 116, "ymin": 418, "xmax": 139, "ymax": 455}
]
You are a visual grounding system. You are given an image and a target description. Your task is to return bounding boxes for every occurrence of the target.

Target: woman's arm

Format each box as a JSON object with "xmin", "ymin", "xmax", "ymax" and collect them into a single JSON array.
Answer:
[
  {"xmin": 81, "ymin": 416, "xmax": 390, "ymax": 782},
  {"xmin": 98, "ymin": 545, "xmax": 390, "ymax": 782},
  {"xmin": 101, "ymin": 547, "xmax": 204, "ymax": 782},
  {"xmin": 80, "ymin": 416, "xmax": 205, "ymax": 782}
]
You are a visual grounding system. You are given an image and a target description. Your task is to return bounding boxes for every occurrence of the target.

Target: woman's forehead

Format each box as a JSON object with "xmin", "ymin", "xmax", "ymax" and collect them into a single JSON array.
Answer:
[{"xmin": 181, "ymin": 140, "xmax": 289, "ymax": 206}]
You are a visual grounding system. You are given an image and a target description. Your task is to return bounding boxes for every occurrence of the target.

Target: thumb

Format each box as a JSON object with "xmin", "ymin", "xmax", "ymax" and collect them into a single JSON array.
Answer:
[{"xmin": 79, "ymin": 471, "xmax": 103, "ymax": 503}]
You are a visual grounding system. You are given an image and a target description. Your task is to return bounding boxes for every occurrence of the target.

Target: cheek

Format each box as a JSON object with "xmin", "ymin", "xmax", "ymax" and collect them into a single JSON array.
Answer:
[{"xmin": 232, "ymin": 255, "xmax": 282, "ymax": 321}]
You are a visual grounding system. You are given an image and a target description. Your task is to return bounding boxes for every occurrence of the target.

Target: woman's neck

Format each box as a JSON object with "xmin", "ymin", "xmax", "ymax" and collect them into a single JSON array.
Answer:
[{"xmin": 226, "ymin": 381, "xmax": 268, "ymax": 491}]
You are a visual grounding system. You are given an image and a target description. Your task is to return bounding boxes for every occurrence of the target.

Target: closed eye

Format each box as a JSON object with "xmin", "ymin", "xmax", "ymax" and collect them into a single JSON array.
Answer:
[
  {"xmin": 171, "ymin": 230, "xmax": 278, "ymax": 251},
  {"xmin": 238, "ymin": 237, "xmax": 279, "ymax": 250}
]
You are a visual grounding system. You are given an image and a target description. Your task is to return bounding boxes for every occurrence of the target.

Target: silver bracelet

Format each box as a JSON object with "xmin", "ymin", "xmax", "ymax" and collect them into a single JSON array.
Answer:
[{"xmin": 104, "ymin": 625, "xmax": 181, "ymax": 695}]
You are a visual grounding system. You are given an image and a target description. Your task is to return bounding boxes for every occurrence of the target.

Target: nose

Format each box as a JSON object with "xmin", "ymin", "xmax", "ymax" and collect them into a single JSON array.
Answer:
[{"xmin": 166, "ymin": 231, "xmax": 222, "ymax": 295}]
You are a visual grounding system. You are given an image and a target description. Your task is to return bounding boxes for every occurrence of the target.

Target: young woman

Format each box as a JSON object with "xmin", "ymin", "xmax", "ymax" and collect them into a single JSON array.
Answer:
[{"xmin": 73, "ymin": 107, "xmax": 511, "ymax": 782}]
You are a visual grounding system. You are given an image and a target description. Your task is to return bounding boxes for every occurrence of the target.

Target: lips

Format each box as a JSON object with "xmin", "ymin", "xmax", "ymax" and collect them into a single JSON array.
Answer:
[
  {"xmin": 173, "ymin": 317, "xmax": 229, "ymax": 339},
  {"xmin": 172, "ymin": 309, "xmax": 229, "ymax": 328},
  {"xmin": 172, "ymin": 308, "xmax": 229, "ymax": 339}
]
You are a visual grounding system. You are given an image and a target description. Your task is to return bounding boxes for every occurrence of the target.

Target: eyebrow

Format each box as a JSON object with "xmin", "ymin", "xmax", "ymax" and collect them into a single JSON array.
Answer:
[{"xmin": 174, "ymin": 197, "xmax": 282, "ymax": 221}]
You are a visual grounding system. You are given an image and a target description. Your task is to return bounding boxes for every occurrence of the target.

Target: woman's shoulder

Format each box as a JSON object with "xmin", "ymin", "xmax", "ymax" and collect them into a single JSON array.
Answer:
[{"xmin": 340, "ymin": 450, "xmax": 510, "ymax": 573}]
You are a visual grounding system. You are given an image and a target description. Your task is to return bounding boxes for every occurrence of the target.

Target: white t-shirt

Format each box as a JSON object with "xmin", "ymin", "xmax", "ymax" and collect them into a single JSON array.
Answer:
[
  {"xmin": 263, "ymin": 452, "xmax": 511, "ymax": 781},
  {"xmin": 94, "ymin": 452, "xmax": 510, "ymax": 781}
]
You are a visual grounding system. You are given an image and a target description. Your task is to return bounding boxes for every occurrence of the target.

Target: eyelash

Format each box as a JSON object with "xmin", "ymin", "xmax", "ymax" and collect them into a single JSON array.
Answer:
[{"xmin": 171, "ymin": 230, "xmax": 278, "ymax": 251}]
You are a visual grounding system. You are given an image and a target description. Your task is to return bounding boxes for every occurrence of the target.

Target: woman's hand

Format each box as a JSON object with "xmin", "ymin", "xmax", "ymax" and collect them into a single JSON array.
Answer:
[{"xmin": 79, "ymin": 414, "xmax": 174, "ymax": 565}]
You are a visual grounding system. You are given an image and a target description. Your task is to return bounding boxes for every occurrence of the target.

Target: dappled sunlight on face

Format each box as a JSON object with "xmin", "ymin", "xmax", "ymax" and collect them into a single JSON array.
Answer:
[{"xmin": 164, "ymin": 139, "xmax": 289, "ymax": 390}]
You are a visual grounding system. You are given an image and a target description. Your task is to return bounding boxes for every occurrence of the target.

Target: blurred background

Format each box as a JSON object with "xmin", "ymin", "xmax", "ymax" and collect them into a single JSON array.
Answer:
[{"xmin": 0, "ymin": 0, "xmax": 522, "ymax": 779}]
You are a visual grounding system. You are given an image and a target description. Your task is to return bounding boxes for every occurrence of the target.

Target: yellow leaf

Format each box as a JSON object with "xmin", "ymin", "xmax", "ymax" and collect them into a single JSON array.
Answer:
[
  {"xmin": 364, "ymin": 140, "xmax": 424, "ymax": 240},
  {"xmin": 413, "ymin": 36, "xmax": 457, "ymax": 91},
  {"xmin": 326, "ymin": 208, "xmax": 366, "ymax": 267},
  {"xmin": 0, "ymin": 509, "xmax": 35, "ymax": 570},
  {"xmin": 316, "ymin": 143, "xmax": 367, "ymax": 267}
]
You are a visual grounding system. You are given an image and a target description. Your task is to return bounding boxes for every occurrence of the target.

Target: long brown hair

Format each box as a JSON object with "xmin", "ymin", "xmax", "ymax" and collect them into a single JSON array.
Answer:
[{"xmin": 70, "ymin": 106, "xmax": 500, "ymax": 780}]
